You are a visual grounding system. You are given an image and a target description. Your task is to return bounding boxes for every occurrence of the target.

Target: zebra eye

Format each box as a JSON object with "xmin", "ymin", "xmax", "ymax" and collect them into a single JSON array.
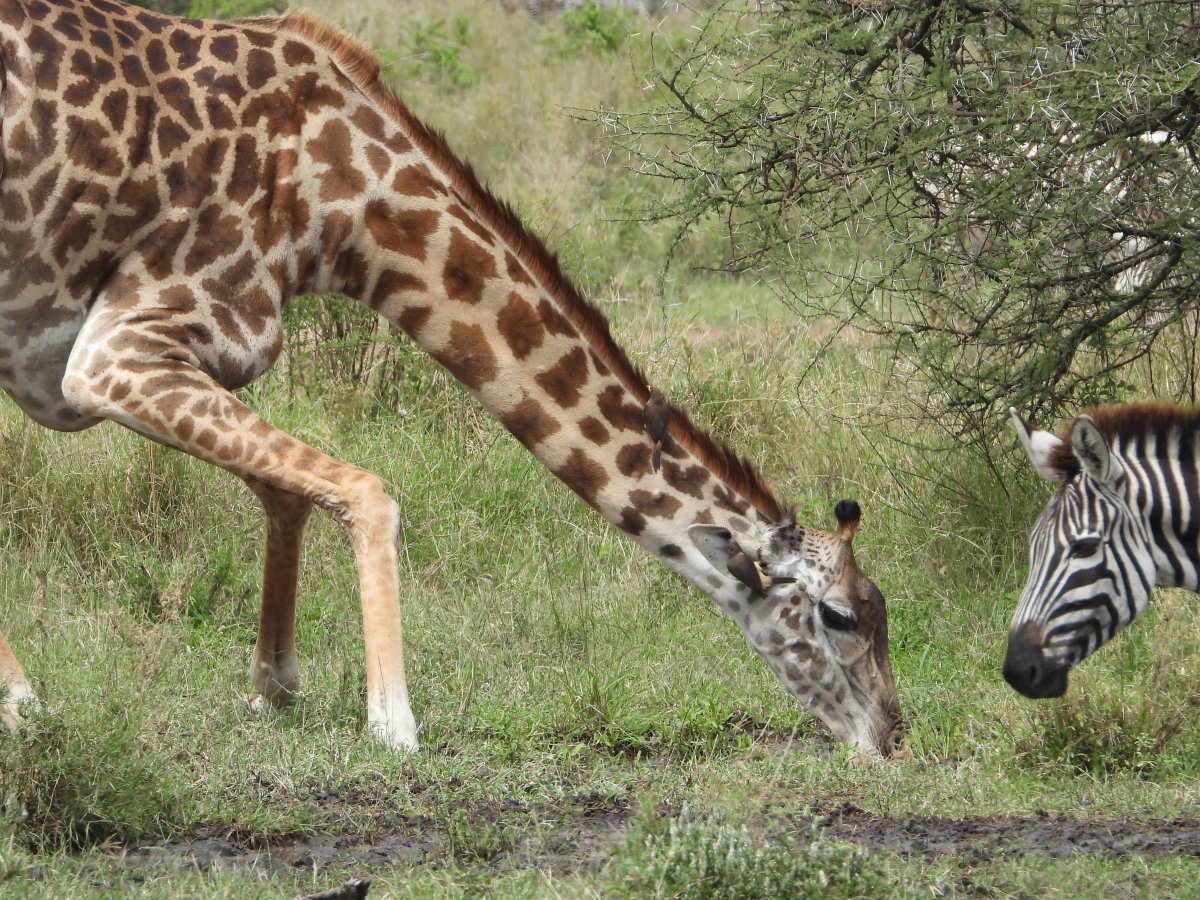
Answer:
[
  {"xmin": 1069, "ymin": 536, "xmax": 1102, "ymax": 557},
  {"xmin": 819, "ymin": 601, "xmax": 856, "ymax": 631}
]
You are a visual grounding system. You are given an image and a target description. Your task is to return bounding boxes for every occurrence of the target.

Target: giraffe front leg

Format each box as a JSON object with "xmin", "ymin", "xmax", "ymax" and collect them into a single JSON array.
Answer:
[
  {"xmin": 0, "ymin": 627, "xmax": 36, "ymax": 729},
  {"xmin": 61, "ymin": 312, "xmax": 418, "ymax": 752},
  {"xmin": 243, "ymin": 477, "xmax": 312, "ymax": 713}
]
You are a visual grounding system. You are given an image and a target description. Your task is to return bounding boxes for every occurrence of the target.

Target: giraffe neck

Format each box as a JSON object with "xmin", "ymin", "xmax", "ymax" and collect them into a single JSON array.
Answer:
[{"xmin": 279, "ymin": 15, "xmax": 786, "ymax": 597}]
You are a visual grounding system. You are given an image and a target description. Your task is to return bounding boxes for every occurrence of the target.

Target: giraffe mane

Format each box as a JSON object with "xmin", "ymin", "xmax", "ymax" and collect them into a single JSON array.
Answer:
[
  {"xmin": 1049, "ymin": 400, "xmax": 1200, "ymax": 476},
  {"xmin": 270, "ymin": 11, "xmax": 785, "ymax": 522}
]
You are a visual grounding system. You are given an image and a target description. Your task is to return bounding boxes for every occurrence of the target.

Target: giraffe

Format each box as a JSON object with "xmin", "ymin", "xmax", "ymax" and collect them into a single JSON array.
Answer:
[{"xmin": 0, "ymin": 0, "xmax": 903, "ymax": 754}]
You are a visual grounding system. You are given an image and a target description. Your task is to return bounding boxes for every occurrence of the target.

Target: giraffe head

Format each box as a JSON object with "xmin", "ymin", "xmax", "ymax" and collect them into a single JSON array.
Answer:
[{"xmin": 688, "ymin": 500, "xmax": 903, "ymax": 756}]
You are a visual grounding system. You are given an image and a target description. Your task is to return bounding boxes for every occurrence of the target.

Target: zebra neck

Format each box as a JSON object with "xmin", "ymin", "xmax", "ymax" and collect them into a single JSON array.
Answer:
[{"xmin": 1120, "ymin": 445, "xmax": 1200, "ymax": 591}]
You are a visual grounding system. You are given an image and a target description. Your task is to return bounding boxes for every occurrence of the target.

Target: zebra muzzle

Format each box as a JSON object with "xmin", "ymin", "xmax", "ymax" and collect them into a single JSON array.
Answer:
[{"xmin": 1002, "ymin": 622, "xmax": 1069, "ymax": 699}]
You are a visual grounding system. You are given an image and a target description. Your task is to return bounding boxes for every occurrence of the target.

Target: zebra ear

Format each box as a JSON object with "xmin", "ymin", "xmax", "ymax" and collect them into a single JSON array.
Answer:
[
  {"xmin": 1071, "ymin": 415, "xmax": 1120, "ymax": 485},
  {"xmin": 1010, "ymin": 407, "xmax": 1064, "ymax": 481}
]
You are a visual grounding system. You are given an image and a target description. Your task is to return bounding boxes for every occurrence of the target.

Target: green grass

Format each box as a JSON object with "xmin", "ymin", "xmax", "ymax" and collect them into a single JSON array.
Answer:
[{"xmin": 2, "ymin": 0, "xmax": 1200, "ymax": 896}]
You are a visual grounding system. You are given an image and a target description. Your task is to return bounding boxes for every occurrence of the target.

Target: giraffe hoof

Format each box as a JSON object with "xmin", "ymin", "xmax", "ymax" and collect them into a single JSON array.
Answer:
[
  {"xmin": 0, "ymin": 688, "xmax": 40, "ymax": 730},
  {"xmin": 246, "ymin": 691, "xmax": 296, "ymax": 714},
  {"xmin": 370, "ymin": 718, "xmax": 420, "ymax": 753}
]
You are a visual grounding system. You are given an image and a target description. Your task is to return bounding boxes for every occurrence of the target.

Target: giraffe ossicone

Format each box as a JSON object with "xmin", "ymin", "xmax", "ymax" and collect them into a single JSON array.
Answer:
[{"xmin": 0, "ymin": 0, "xmax": 902, "ymax": 755}]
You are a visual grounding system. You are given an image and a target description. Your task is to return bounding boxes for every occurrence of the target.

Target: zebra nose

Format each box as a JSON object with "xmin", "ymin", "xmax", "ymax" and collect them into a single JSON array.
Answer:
[{"xmin": 1003, "ymin": 623, "xmax": 1069, "ymax": 699}]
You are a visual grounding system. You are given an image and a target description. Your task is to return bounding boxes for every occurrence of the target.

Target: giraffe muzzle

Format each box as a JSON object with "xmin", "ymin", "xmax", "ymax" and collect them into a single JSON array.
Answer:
[{"xmin": 1003, "ymin": 622, "xmax": 1069, "ymax": 699}]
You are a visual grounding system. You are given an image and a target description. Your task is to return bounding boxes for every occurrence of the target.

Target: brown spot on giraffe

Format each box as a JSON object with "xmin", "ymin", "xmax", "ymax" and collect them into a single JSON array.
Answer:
[
  {"xmin": 589, "ymin": 350, "xmax": 610, "ymax": 377},
  {"xmin": 618, "ymin": 507, "xmax": 646, "ymax": 535},
  {"xmin": 168, "ymin": 27, "xmax": 202, "ymax": 69},
  {"xmin": 443, "ymin": 227, "xmax": 496, "ymax": 304},
  {"xmin": 392, "ymin": 164, "xmax": 444, "ymax": 199},
  {"xmin": 431, "ymin": 322, "xmax": 498, "ymax": 392},
  {"xmin": 246, "ymin": 47, "xmax": 277, "ymax": 90},
  {"xmin": 228, "ymin": 135, "xmax": 262, "ymax": 205},
  {"xmin": 370, "ymin": 269, "xmax": 427, "ymax": 309},
  {"xmin": 537, "ymin": 299, "xmax": 577, "ymax": 338},
  {"xmin": 308, "ymin": 119, "xmax": 365, "ymax": 202},
  {"xmin": 396, "ymin": 304, "xmax": 432, "ymax": 338},
  {"xmin": 166, "ymin": 138, "xmax": 227, "ymax": 208},
  {"xmin": 505, "ymin": 252, "xmax": 533, "ymax": 286},
  {"xmin": 210, "ymin": 32, "xmax": 237, "ymax": 63},
  {"xmin": 499, "ymin": 394, "xmax": 561, "ymax": 449},
  {"xmin": 578, "ymin": 416, "xmax": 609, "ymax": 445},
  {"xmin": 598, "ymin": 385, "xmax": 644, "ymax": 432},
  {"xmin": 534, "ymin": 347, "xmax": 588, "ymax": 409},
  {"xmin": 100, "ymin": 88, "xmax": 128, "ymax": 130},
  {"xmin": 64, "ymin": 47, "xmax": 116, "ymax": 106},
  {"xmin": 145, "ymin": 37, "xmax": 169, "ymax": 74},
  {"xmin": 713, "ymin": 485, "xmax": 751, "ymax": 516},
  {"xmin": 365, "ymin": 200, "xmax": 439, "ymax": 262},
  {"xmin": 497, "ymin": 293, "xmax": 544, "ymax": 360},
  {"xmin": 365, "ymin": 144, "xmax": 390, "ymax": 179},
  {"xmin": 184, "ymin": 206, "xmax": 243, "ymax": 274},
  {"xmin": 662, "ymin": 459, "xmax": 710, "ymax": 500},
  {"xmin": 554, "ymin": 449, "xmax": 609, "ymax": 508},
  {"xmin": 156, "ymin": 115, "xmax": 190, "ymax": 157},
  {"xmin": 629, "ymin": 489, "xmax": 682, "ymax": 520},
  {"xmin": 616, "ymin": 443, "xmax": 651, "ymax": 478},
  {"xmin": 66, "ymin": 116, "xmax": 123, "ymax": 176},
  {"xmin": 446, "ymin": 203, "xmax": 492, "ymax": 245}
]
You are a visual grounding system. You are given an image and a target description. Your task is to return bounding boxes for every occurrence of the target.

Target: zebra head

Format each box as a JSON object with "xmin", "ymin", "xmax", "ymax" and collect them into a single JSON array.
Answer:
[{"xmin": 1003, "ymin": 408, "xmax": 1157, "ymax": 699}]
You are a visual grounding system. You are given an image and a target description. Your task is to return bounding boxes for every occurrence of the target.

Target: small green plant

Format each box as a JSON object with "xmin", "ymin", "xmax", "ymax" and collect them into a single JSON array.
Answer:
[
  {"xmin": 557, "ymin": 2, "xmax": 631, "ymax": 56},
  {"xmin": 443, "ymin": 808, "xmax": 514, "ymax": 863},
  {"xmin": 402, "ymin": 17, "xmax": 479, "ymax": 89},
  {"xmin": 617, "ymin": 803, "xmax": 887, "ymax": 898}
]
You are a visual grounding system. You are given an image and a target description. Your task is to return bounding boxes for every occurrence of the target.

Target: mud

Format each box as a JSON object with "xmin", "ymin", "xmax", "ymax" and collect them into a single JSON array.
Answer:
[
  {"xmin": 817, "ymin": 803, "xmax": 1200, "ymax": 861},
  {"xmin": 110, "ymin": 797, "xmax": 632, "ymax": 876},
  {"xmin": 104, "ymin": 802, "xmax": 1200, "ymax": 878}
]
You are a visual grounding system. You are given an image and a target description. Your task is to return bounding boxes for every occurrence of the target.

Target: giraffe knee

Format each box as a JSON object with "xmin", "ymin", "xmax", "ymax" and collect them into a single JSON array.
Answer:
[{"xmin": 334, "ymin": 473, "xmax": 401, "ymax": 549}]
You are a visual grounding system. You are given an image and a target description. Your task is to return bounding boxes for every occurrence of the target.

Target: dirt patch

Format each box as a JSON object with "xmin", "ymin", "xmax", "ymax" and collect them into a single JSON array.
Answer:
[
  {"xmin": 816, "ymin": 803, "xmax": 1200, "ymax": 860},
  {"xmin": 108, "ymin": 797, "xmax": 631, "ymax": 876}
]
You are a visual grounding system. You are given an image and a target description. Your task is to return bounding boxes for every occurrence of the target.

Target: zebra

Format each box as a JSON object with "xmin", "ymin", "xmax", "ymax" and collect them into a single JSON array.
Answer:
[{"xmin": 1004, "ymin": 402, "xmax": 1200, "ymax": 699}]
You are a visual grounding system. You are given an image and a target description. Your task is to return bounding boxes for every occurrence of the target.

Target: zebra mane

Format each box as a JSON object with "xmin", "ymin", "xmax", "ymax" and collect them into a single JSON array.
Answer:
[{"xmin": 1050, "ymin": 401, "xmax": 1200, "ymax": 475}]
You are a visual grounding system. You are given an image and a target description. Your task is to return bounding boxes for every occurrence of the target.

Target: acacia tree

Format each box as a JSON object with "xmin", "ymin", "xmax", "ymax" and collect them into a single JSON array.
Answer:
[{"xmin": 608, "ymin": 0, "xmax": 1200, "ymax": 462}]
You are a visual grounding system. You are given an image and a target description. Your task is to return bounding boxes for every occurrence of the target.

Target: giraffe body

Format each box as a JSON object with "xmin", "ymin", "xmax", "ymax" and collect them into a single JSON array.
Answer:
[{"xmin": 0, "ymin": 0, "xmax": 902, "ymax": 754}]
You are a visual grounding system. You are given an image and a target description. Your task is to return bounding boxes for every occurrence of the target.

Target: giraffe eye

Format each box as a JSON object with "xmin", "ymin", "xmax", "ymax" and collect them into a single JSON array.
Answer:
[
  {"xmin": 818, "ymin": 601, "xmax": 856, "ymax": 631},
  {"xmin": 1069, "ymin": 536, "xmax": 1102, "ymax": 557}
]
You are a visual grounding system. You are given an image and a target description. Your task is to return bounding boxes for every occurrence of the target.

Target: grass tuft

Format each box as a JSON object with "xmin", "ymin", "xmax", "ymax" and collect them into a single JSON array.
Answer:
[
  {"xmin": 0, "ymin": 702, "xmax": 184, "ymax": 852},
  {"xmin": 616, "ymin": 802, "xmax": 888, "ymax": 899}
]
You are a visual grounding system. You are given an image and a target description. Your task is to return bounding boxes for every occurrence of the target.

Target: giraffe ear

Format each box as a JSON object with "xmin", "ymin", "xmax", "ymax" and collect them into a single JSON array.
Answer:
[
  {"xmin": 687, "ymin": 524, "xmax": 766, "ymax": 597},
  {"xmin": 1010, "ymin": 407, "xmax": 1064, "ymax": 481}
]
